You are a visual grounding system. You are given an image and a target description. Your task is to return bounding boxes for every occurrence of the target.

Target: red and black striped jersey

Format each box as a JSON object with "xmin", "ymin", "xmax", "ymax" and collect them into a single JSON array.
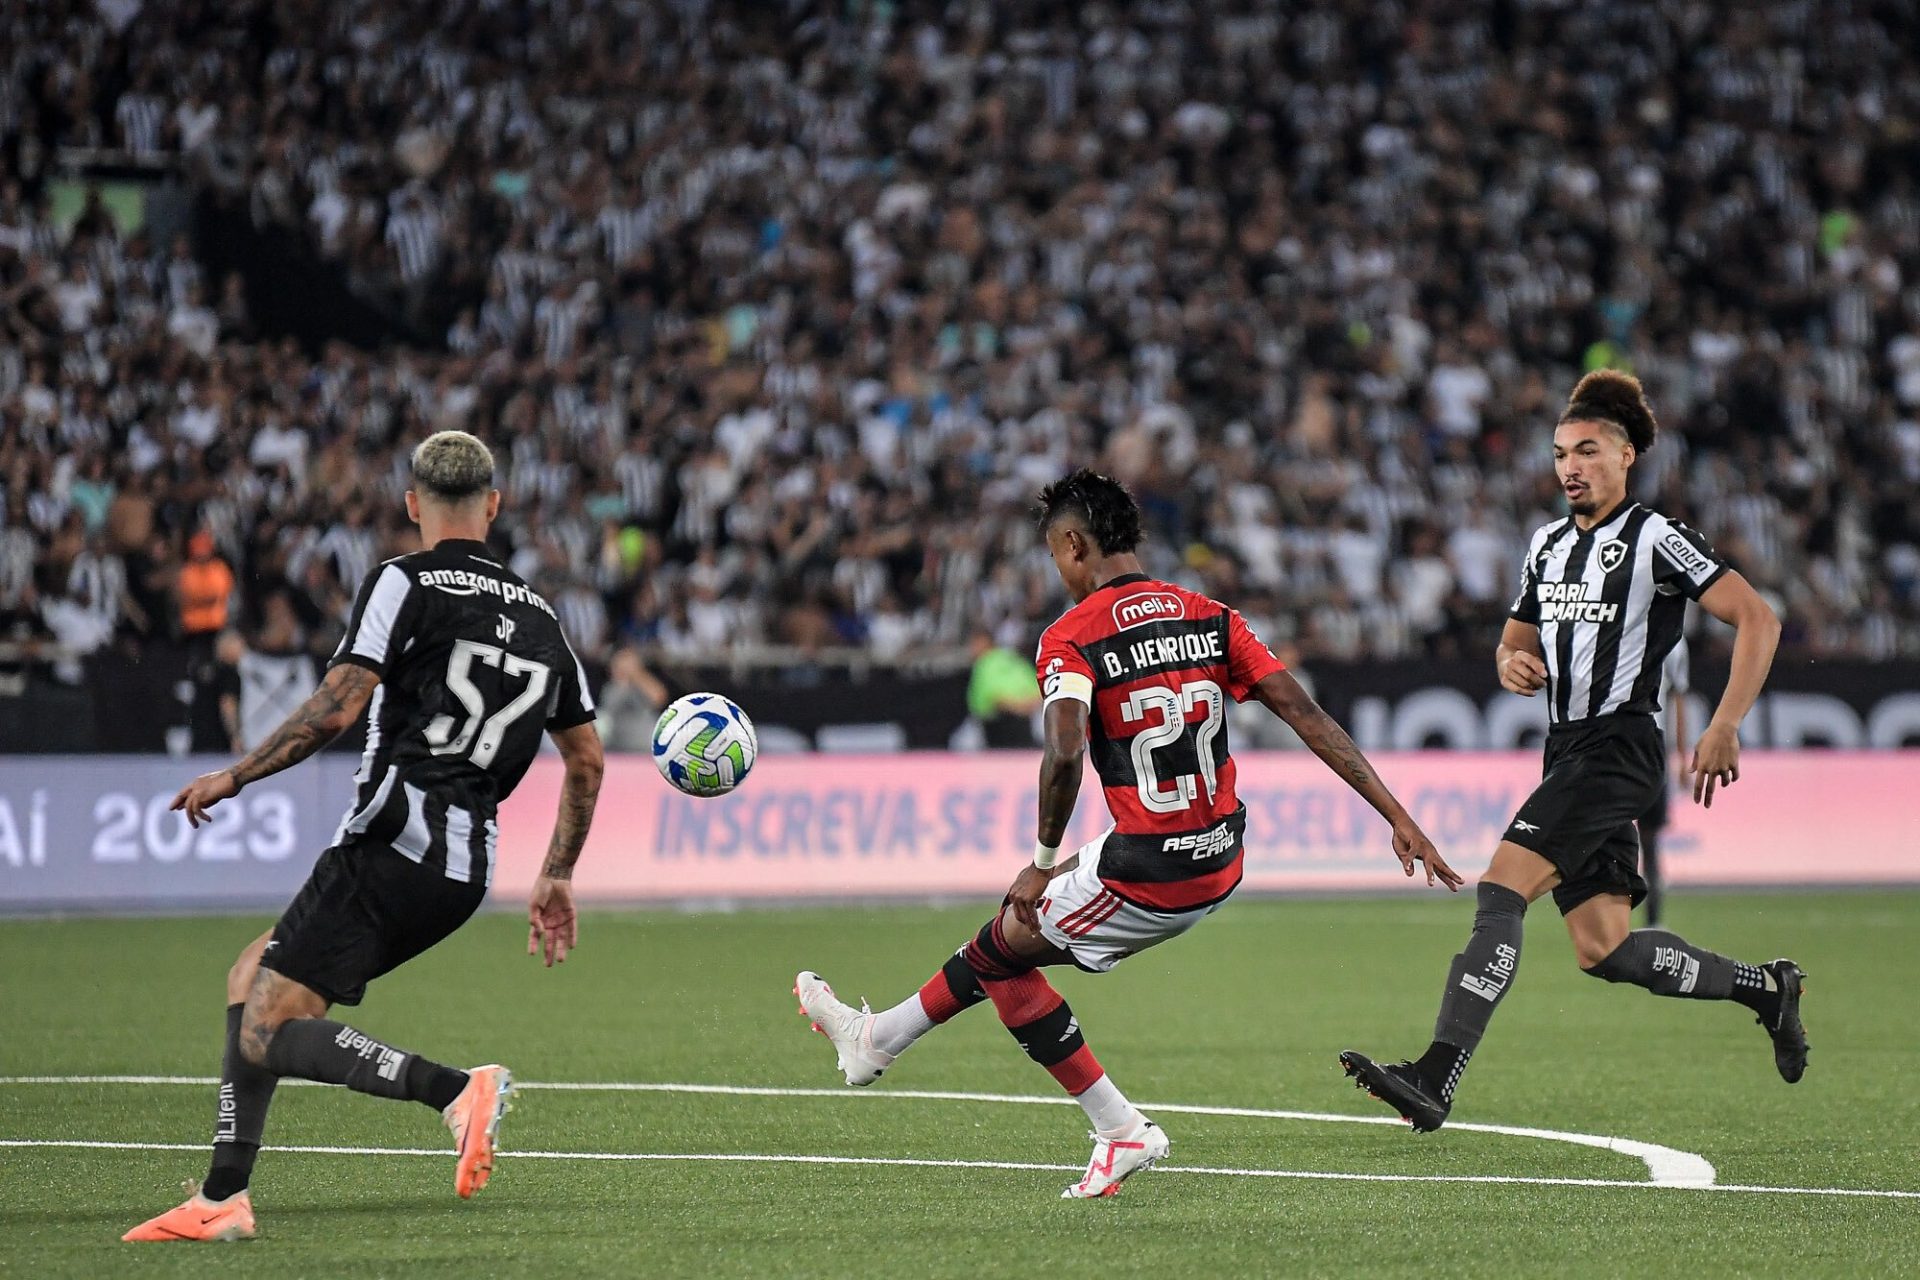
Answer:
[{"xmin": 1036, "ymin": 574, "xmax": 1285, "ymax": 910}]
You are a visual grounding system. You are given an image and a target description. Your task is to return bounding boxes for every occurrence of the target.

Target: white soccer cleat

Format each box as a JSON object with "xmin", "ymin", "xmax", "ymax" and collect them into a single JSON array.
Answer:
[
  {"xmin": 1062, "ymin": 1120, "xmax": 1170, "ymax": 1199},
  {"xmin": 793, "ymin": 970, "xmax": 893, "ymax": 1087}
]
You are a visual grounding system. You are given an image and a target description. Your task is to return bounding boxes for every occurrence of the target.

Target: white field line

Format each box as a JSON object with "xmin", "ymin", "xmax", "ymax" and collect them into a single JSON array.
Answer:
[
  {"xmin": 0, "ymin": 1074, "xmax": 1716, "ymax": 1188},
  {"xmin": 2, "ymin": 1138, "xmax": 1917, "ymax": 1200}
]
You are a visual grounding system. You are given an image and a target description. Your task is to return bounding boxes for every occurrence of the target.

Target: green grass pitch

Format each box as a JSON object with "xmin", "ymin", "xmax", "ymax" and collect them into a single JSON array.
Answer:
[{"xmin": 3, "ymin": 891, "xmax": 1917, "ymax": 1277}]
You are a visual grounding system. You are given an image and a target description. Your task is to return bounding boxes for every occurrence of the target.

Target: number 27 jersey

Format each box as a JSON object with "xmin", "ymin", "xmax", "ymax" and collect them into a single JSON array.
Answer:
[
  {"xmin": 328, "ymin": 538, "xmax": 596, "ymax": 885},
  {"xmin": 1036, "ymin": 574, "xmax": 1285, "ymax": 910}
]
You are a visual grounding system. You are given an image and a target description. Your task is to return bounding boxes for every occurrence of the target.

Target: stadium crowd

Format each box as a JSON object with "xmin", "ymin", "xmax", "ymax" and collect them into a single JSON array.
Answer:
[{"xmin": 4, "ymin": 0, "xmax": 1920, "ymax": 693}]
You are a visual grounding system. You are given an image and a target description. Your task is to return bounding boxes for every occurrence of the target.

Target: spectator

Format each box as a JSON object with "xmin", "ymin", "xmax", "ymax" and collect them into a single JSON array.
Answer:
[
  {"xmin": 176, "ymin": 530, "xmax": 235, "ymax": 659},
  {"xmin": 596, "ymin": 646, "xmax": 672, "ymax": 754},
  {"xmin": 236, "ymin": 600, "xmax": 317, "ymax": 751},
  {"xmin": 0, "ymin": 0, "xmax": 1915, "ymax": 684},
  {"xmin": 188, "ymin": 629, "xmax": 245, "ymax": 754},
  {"xmin": 966, "ymin": 629, "xmax": 1042, "ymax": 750}
]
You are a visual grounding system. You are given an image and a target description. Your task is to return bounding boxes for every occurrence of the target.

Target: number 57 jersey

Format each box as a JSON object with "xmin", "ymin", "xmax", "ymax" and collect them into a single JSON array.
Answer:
[
  {"xmin": 327, "ymin": 538, "xmax": 597, "ymax": 885},
  {"xmin": 1036, "ymin": 574, "xmax": 1285, "ymax": 911}
]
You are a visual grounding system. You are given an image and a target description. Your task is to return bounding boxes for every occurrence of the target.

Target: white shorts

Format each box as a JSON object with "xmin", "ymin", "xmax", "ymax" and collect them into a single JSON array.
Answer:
[{"xmin": 1037, "ymin": 827, "xmax": 1227, "ymax": 973}]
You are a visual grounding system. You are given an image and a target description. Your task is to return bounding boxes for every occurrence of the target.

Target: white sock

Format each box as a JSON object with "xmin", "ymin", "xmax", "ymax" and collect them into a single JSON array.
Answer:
[
  {"xmin": 869, "ymin": 994, "xmax": 935, "ymax": 1057},
  {"xmin": 1074, "ymin": 1073, "xmax": 1144, "ymax": 1138}
]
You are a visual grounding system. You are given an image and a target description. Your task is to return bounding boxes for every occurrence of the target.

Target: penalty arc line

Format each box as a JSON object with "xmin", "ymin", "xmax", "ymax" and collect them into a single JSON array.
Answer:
[
  {"xmin": 0, "ymin": 1074, "xmax": 1714, "ymax": 1188},
  {"xmin": 1, "ymin": 1139, "xmax": 1917, "ymax": 1200}
]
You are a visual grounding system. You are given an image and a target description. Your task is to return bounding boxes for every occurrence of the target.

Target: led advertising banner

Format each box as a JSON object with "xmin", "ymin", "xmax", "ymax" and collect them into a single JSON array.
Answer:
[{"xmin": 3, "ymin": 753, "xmax": 1913, "ymax": 912}]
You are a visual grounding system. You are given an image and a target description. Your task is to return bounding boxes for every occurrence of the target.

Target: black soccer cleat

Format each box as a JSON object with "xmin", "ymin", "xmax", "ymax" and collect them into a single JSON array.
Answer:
[
  {"xmin": 1339, "ymin": 1050, "xmax": 1450, "ymax": 1132},
  {"xmin": 1758, "ymin": 959, "xmax": 1809, "ymax": 1084}
]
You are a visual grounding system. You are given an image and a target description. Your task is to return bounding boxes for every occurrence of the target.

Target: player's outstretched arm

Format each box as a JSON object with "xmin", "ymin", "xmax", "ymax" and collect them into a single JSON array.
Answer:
[
  {"xmin": 1688, "ymin": 571, "xmax": 1780, "ymax": 808},
  {"xmin": 1006, "ymin": 699, "xmax": 1087, "ymax": 928},
  {"xmin": 528, "ymin": 720, "xmax": 604, "ymax": 966},
  {"xmin": 171, "ymin": 664, "xmax": 380, "ymax": 827},
  {"xmin": 1250, "ymin": 670, "xmax": 1462, "ymax": 891}
]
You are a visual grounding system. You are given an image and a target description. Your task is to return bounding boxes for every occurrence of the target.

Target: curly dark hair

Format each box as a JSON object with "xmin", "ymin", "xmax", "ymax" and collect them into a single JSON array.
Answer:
[
  {"xmin": 1560, "ymin": 369, "xmax": 1659, "ymax": 453},
  {"xmin": 1036, "ymin": 468, "xmax": 1143, "ymax": 554}
]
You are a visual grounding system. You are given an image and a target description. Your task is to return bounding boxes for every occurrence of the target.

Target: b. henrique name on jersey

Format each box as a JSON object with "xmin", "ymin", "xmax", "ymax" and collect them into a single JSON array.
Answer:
[
  {"xmin": 1036, "ymin": 574, "xmax": 1286, "ymax": 911},
  {"xmin": 1098, "ymin": 628, "xmax": 1228, "ymax": 680}
]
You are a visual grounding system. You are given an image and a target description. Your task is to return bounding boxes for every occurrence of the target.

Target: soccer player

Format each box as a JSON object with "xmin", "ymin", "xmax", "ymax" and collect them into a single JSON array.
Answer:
[
  {"xmin": 1340, "ymin": 371, "xmax": 1809, "ymax": 1133},
  {"xmin": 796, "ymin": 470, "xmax": 1460, "ymax": 1198},
  {"xmin": 124, "ymin": 432, "xmax": 603, "ymax": 1242}
]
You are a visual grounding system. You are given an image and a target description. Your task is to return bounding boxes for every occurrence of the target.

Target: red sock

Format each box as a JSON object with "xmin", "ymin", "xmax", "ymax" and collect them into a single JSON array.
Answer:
[
  {"xmin": 917, "ymin": 952, "xmax": 987, "ymax": 1024},
  {"xmin": 982, "ymin": 971, "xmax": 1106, "ymax": 1095}
]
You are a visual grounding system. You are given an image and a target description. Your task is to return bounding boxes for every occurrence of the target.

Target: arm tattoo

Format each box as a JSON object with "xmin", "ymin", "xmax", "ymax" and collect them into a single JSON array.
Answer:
[
  {"xmin": 1036, "ymin": 746, "xmax": 1084, "ymax": 848},
  {"xmin": 230, "ymin": 665, "xmax": 379, "ymax": 789},
  {"xmin": 1296, "ymin": 706, "xmax": 1374, "ymax": 787},
  {"xmin": 541, "ymin": 766, "xmax": 601, "ymax": 879}
]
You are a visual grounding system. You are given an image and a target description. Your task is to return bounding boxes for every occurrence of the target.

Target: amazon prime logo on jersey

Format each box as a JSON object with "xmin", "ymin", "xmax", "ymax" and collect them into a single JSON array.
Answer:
[
  {"xmin": 1597, "ymin": 540, "xmax": 1628, "ymax": 572},
  {"xmin": 496, "ymin": 613, "xmax": 516, "ymax": 643}
]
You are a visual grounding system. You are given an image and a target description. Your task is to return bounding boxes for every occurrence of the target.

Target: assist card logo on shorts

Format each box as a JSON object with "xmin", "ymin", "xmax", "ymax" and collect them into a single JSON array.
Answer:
[{"xmin": 1113, "ymin": 591, "xmax": 1185, "ymax": 631}]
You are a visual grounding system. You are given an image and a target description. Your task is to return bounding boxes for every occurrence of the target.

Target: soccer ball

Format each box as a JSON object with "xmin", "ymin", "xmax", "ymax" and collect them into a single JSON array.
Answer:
[{"xmin": 652, "ymin": 693, "xmax": 758, "ymax": 797}]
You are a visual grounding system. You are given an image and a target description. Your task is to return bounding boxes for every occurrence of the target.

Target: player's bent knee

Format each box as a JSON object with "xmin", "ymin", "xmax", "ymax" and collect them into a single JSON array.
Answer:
[
  {"xmin": 995, "ymin": 904, "xmax": 1052, "ymax": 957},
  {"xmin": 236, "ymin": 1009, "xmax": 284, "ymax": 1067},
  {"xmin": 1579, "ymin": 939, "xmax": 1630, "ymax": 976},
  {"xmin": 226, "ymin": 955, "xmax": 254, "ymax": 1005},
  {"xmin": 1481, "ymin": 842, "xmax": 1561, "ymax": 903},
  {"xmin": 226, "ymin": 932, "xmax": 272, "ymax": 1005}
]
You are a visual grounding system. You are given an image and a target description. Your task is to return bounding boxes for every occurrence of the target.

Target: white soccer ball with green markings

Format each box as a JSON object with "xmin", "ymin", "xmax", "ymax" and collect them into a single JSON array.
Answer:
[{"xmin": 652, "ymin": 693, "xmax": 758, "ymax": 797}]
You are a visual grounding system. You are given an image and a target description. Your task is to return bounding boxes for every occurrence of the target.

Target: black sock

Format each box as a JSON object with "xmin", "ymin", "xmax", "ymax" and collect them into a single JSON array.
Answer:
[
  {"xmin": 264, "ymin": 1018, "xmax": 466, "ymax": 1111},
  {"xmin": 1586, "ymin": 930, "xmax": 1780, "ymax": 1020},
  {"xmin": 203, "ymin": 1003, "xmax": 277, "ymax": 1200},
  {"xmin": 1422, "ymin": 882, "xmax": 1528, "ymax": 1098},
  {"xmin": 1414, "ymin": 1042, "xmax": 1471, "ymax": 1103},
  {"xmin": 407, "ymin": 1056, "xmax": 471, "ymax": 1111}
]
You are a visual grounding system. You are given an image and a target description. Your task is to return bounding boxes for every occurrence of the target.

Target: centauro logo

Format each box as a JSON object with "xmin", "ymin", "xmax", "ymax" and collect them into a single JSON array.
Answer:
[
  {"xmin": 1113, "ymin": 591, "xmax": 1185, "ymax": 631},
  {"xmin": 1659, "ymin": 530, "xmax": 1713, "ymax": 578},
  {"xmin": 1536, "ymin": 581, "xmax": 1620, "ymax": 623}
]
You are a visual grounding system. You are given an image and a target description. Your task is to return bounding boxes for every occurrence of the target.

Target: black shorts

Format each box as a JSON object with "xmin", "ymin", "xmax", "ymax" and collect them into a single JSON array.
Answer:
[
  {"xmin": 1639, "ymin": 782, "xmax": 1670, "ymax": 835},
  {"xmin": 1505, "ymin": 715, "xmax": 1662, "ymax": 916},
  {"xmin": 259, "ymin": 839, "xmax": 486, "ymax": 1006}
]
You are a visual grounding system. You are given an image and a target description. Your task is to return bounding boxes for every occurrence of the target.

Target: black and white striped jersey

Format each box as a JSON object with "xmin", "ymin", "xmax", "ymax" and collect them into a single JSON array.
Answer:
[
  {"xmin": 1508, "ymin": 503, "xmax": 1729, "ymax": 725},
  {"xmin": 329, "ymin": 539, "xmax": 596, "ymax": 884}
]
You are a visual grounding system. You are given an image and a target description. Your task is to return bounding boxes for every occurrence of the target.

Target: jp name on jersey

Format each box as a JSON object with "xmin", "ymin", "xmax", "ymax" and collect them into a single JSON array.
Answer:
[
  {"xmin": 330, "ymin": 538, "xmax": 595, "ymax": 885},
  {"xmin": 1036, "ymin": 574, "xmax": 1286, "ymax": 911},
  {"xmin": 1508, "ymin": 502, "xmax": 1728, "ymax": 725}
]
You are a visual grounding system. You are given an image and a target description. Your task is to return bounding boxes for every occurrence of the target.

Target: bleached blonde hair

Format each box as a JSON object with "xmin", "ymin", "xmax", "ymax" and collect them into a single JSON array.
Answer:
[{"xmin": 410, "ymin": 431, "xmax": 495, "ymax": 503}]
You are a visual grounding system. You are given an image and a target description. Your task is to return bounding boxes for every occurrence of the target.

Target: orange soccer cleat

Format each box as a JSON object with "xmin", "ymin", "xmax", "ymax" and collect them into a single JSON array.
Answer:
[
  {"xmin": 443, "ymin": 1064, "xmax": 514, "ymax": 1199},
  {"xmin": 122, "ymin": 1183, "xmax": 256, "ymax": 1242}
]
